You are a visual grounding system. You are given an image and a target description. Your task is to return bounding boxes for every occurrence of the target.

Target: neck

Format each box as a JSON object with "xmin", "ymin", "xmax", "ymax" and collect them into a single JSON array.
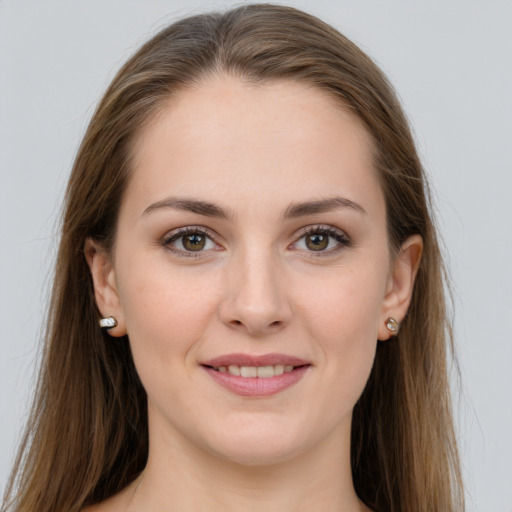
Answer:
[{"xmin": 130, "ymin": 416, "xmax": 368, "ymax": 512}]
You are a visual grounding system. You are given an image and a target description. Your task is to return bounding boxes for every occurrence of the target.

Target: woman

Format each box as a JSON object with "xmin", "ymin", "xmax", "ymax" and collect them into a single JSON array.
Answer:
[{"xmin": 3, "ymin": 4, "xmax": 464, "ymax": 511}]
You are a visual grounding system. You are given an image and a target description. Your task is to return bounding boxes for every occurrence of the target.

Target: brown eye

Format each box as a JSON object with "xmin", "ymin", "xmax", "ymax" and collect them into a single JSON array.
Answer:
[
  {"xmin": 163, "ymin": 228, "xmax": 217, "ymax": 256},
  {"xmin": 293, "ymin": 226, "xmax": 350, "ymax": 255},
  {"xmin": 182, "ymin": 233, "xmax": 206, "ymax": 251},
  {"xmin": 305, "ymin": 233, "xmax": 329, "ymax": 251}
]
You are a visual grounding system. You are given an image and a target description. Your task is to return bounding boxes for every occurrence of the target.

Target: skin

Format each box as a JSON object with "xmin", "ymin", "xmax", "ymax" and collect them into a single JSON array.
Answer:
[{"xmin": 85, "ymin": 75, "xmax": 422, "ymax": 511}]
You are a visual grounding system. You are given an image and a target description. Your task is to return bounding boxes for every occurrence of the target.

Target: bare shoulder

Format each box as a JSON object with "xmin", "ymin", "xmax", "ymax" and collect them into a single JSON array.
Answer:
[
  {"xmin": 81, "ymin": 497, "xmax": 121, "ymax": 512},
  {"xmin": 81, "ymin": 483, "xmax": 135, "ymax": 512}
]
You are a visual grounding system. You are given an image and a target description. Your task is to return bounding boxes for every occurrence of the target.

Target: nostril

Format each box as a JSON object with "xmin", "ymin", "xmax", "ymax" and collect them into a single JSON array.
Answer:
[{"xmin": 229, "ymin": 319, "xmax": 282, "ymax": 329}]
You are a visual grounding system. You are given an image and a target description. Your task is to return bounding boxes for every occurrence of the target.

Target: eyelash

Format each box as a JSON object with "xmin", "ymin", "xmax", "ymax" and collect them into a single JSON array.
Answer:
[
  {"xmin": 294, "ymin": 225, "xmax": 351, "ymax": 257},
  {"xmin": 161, "ymin": 226, "xmax": 219, "ymax": 258},
  {"xmin": 160, "ymin": 225, "xmax": 351, "ymax": 258}
]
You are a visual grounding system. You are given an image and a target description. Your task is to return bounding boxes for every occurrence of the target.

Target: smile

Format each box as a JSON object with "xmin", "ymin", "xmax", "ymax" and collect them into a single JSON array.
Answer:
[
  {"xmin": 201, "ymin": 353, "xmax": 311, "ymax": 397},
  {"xmin": 211, "ymin": 364, "xmax": 296, "ymax": 378}
]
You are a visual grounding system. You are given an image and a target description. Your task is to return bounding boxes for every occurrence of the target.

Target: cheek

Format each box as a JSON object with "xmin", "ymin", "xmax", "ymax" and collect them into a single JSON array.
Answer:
[
  {"xmin": 116, "ymin": 259, "xmax": 221, "ymax": 368},
  {"xmin": 295, "ymin": 261, "xmax": 387, "ymax": 398},
  {"xmin": 299, "ymin": 262, "xmax": 386, "ymax": 340}
]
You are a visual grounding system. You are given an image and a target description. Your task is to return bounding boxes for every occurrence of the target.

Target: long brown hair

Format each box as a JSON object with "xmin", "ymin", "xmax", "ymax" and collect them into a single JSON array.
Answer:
[{"xmin": 3, "ymin": 4, "xmax": 464, "ymax": 511}]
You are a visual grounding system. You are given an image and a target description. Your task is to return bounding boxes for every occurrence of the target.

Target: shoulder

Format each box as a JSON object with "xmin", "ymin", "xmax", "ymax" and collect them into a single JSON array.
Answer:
[
  {"xmin": 81, "ymin": 485, "xmax": 134, "ymax": 512},
  {"xmin": 82, "ymin": 499, "xmax": 122, "ymax": 512},
  {"xmin": 82, "ymin": 501, "xmax": 117, "ymax": 512}
]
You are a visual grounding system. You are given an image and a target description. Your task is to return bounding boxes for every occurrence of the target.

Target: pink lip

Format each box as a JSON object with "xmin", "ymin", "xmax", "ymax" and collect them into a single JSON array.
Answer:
[
  {"xmin": 201, "ymin": 353, "xmax": 311, "ymax": 397},
  {"xmin": 202, "ymin": 353, "xmax": 309, "ymax": 367}
]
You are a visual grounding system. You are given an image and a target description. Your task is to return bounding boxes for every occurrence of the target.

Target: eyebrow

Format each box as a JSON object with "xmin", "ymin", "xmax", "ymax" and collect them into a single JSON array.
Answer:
[
  {"xmin": 143, "ymin": 197, "xmax": 232, "ymax": 219},
  {"xmin": 282, "ymin": 196, "xmax": 367, "ymax": 219},
  {"xmin": 142, "ymin": 195, "xmax": 366, "ymax": 219}
]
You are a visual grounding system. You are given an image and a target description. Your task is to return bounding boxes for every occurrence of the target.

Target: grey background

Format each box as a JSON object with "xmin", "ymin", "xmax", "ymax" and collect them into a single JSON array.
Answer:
[{"xmin": 1, "ymin": 1, "xmax": 511, "ymax": 510}]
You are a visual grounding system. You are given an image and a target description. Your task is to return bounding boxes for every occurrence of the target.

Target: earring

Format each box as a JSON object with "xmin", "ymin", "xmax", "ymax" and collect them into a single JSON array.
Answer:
[
  {"xmin": 99, "ymin": 316, "xmax": 118, "ymax": 329},
  {"xmin": 385, "ymin": 317, "xmax": 400, "ymax": 335}
]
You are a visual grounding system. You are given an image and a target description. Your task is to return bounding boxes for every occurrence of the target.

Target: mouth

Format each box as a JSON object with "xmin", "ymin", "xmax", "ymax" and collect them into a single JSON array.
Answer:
[
  {"xmin": 205, "ymin": 364, "xmax": 306, "ymax": 378},
  {"xmin": 201, "ymin": 353, "xmax": 311, "ymax": 397}
]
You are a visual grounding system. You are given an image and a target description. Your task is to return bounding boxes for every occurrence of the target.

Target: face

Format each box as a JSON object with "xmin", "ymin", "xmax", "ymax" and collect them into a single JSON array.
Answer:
[{"xmin": 89, "ymin": 75, "xmax": 418, "ymax": 466}]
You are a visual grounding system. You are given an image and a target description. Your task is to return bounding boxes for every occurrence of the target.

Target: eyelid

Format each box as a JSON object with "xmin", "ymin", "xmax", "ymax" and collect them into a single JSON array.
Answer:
[
  {"xmin": 160, "ymin": 226, "xmax": 223, "ymax": 258},
  {"xmin": 291, "ymin": 224, "xmax": 351, "ymax": 256},
  {"xmin": 159, "ymin": 223, "xmax": 351, "ymax": 258}
]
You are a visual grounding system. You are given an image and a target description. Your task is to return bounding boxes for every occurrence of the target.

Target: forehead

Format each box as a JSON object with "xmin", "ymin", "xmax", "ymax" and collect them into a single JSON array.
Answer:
[{"xmin": 125, "ymin": 75, "xmax": 382, "ymax": 219}]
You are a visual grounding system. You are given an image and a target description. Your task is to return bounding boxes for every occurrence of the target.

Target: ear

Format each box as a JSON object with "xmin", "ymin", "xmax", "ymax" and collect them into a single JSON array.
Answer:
[
  {"xmin": 84, "ymin": 238, "xmax": 127, "ymax": 337},
  {"xmin": 378, "ymin": 234, "xmax": 423, "ymax": 341}
]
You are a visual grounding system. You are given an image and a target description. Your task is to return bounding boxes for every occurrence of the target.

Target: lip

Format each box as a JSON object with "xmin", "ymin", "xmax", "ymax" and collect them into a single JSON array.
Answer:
[
  {"xmin": 202, "ymin": 353, "xmax": 310, "ymax": 367},
  {"xmin": 201, "ymin": 353, "xmax": 311, "ymax": 397}
]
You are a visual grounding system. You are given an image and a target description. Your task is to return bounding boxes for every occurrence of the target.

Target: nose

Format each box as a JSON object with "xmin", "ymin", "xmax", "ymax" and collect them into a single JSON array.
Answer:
[{"xmin": 219, "ymin": 248, "xmax": 292, "ymax": 336}]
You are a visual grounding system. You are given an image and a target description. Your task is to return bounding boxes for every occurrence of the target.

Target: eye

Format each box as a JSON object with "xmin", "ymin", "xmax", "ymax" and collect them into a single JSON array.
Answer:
[
  {"xmin": 162, "ymin": 227, "xmax": 218, "ymax": 256},
  {"xmin": 293, "ymin": 226, "xmax": 350, "ymax": 254}
]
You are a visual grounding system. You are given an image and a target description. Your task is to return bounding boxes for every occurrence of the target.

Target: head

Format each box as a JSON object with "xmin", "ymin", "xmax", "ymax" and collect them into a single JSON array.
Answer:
[{"xmin": 6, "ymin": 4, "xmax": 463, "ymax": 512}]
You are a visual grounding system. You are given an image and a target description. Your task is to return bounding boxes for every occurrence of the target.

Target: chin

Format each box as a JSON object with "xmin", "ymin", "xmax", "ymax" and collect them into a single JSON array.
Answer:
[
  {"xmin": 200, "ymin": 419, "xmax": 315, "ymax": 467},
  {"xmin": 210, "ymin": 441, "xmax": 303, "ymax": 467}
]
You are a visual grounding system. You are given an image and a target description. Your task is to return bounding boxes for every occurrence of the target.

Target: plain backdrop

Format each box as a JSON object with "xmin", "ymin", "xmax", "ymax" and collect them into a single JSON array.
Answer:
[{"xmin": 1, "ymin": 1, "xmax": 511, "ymax": 510}]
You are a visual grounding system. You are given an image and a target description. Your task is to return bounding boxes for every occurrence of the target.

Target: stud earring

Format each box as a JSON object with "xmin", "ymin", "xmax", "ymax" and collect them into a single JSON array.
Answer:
[
  {"xmin": 385, "ymin": 317, "xmax": 400, "ymax": 335},
  {"xmin": 99, "ymin": 316, "xmax": 118, "ymax": 329}
]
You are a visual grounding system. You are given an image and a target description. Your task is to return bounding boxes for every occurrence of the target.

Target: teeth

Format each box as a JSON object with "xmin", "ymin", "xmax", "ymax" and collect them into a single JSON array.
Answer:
[
  {"xmin": 241, "ymin": 366, "xmax": 258, "ymax": 377},
  {"xmin": 218, "ymin": 364, "xmax": 296, "ymax": 378},
  {"xmin": 256, "ymin": 366, "xmax": 274, "ymax": 378},
  {"xmin": 228, "ymin": 365, "xmax": 240, "ymax": 376}
]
